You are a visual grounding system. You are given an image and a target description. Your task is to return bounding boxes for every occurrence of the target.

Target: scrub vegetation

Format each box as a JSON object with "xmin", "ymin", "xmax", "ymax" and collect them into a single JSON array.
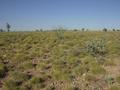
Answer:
[{"xmin": 0, "ymin": 30, "xmax": 120, "ymax": 90}]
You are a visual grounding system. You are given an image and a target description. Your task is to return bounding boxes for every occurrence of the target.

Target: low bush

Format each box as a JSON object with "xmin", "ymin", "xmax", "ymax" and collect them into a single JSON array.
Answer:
[{"xmin": 86, "ymin": 39, "xmax": 107, "ymax": 56}]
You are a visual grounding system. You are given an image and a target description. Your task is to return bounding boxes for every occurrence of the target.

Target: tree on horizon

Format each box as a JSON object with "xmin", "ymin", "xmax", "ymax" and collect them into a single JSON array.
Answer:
[{"xmin": 6, "ymin": 23, "xmax": 11, "ymax": 32}]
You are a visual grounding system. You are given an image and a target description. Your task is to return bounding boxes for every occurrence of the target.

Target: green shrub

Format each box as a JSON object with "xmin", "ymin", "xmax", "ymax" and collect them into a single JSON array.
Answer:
[{"xmin": 86, "ymin": 39, "xmax": 107, "ymax": 56}]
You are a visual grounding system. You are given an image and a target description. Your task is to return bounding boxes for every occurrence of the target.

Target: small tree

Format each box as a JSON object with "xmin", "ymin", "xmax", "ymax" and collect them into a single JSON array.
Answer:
[
  {"xmin": 82, "ymin": 28, "xmax": 85, "ymax": 31},
  {"xmin": 0, "ymin": 29, "xmax": 3, "ymax": 32},
  {"xmin": 112, "ymin": 29, "xmax": 116, "ymax": 31},
  {"xmin": 6, "ymin": 23, "xmax": 11, "ymax": 32},
  {"xmin": 40, "ymin": 29, "xmax": 43, "ymax": 32},
  {"xmin": 103, "ymin": 28, "xmax": 107, "ymax": 32}
]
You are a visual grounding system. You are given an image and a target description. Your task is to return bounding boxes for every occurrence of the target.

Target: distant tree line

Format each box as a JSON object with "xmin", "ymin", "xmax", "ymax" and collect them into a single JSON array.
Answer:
[
  {"xmin": 73, "ymin": 28, "xmax": 86, "ymax": 31},
  {"xmin": 35, "ymin": 29, "xmax": 43, "ymax": 32},
  {"xmin": 73, "ymin": 28, "xmax": 120, "ymax": 32},
  {"xmin": 102, "ymin": 28, "xmax": 120, "ymax": 32},
  {"xmin": 72, "ymin": 28, "xmax": 120, "ymax": 32},
  {"xmin": 1, "ymin": 23, "xmax": 120, "ymax": 32}
]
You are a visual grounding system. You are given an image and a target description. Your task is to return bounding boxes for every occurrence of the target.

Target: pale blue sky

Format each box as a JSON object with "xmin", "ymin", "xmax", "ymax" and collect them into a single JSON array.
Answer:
[{"xmin": 0, "ymin": 0, "xmax": 120, "ymax": 30}]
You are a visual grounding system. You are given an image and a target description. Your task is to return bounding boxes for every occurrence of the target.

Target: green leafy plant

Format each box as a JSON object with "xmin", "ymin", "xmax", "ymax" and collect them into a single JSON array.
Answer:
[{"xmin": 86, "ymin": 39, "xmax": 107, "ymax": 56}]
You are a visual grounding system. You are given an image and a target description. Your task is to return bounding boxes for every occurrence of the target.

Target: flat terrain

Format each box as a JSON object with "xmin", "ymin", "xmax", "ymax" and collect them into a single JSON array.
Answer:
[{"xmin": 0, "ymin": 31, "xmax": 120, "ymax": 90}]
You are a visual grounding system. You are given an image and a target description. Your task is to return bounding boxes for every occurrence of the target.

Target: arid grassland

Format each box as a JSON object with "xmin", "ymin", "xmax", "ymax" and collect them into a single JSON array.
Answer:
[{"xmin": 0, "ymin": 31, "xmax": 120, "ymax": 90}]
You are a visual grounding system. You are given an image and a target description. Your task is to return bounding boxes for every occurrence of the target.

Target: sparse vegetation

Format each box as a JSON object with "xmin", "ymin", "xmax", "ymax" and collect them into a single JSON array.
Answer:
[{"xmin": 0, "ymin": 31, "xmax": 120, "ymax": 89}]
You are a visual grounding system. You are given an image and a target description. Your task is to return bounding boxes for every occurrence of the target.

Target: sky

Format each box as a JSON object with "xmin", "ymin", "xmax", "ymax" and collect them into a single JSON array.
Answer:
[{"xmin": 0, "ymin": 0, "xmax": 120, "ymax": 31}]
